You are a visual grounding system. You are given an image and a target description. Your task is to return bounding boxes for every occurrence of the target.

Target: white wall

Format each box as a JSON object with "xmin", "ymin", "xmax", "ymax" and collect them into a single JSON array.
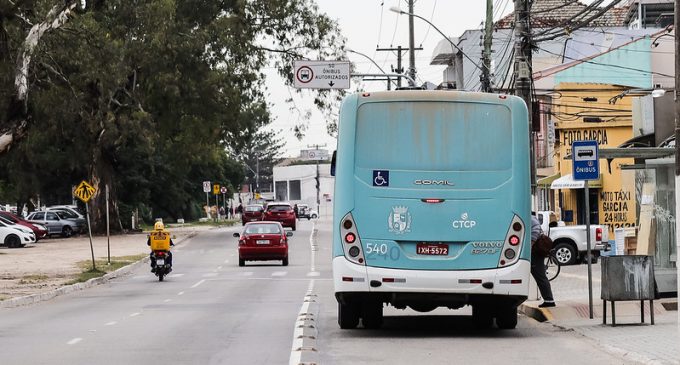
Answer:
[{"xmin": 273, "ymin": 164, "xmax": 334, "ymax": 217}]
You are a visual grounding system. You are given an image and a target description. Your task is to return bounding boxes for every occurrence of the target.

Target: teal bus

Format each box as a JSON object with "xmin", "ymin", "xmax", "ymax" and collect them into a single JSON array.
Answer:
[{"xmin": 331, "ymin": 91, "xmax": 531, "ymax": 329}]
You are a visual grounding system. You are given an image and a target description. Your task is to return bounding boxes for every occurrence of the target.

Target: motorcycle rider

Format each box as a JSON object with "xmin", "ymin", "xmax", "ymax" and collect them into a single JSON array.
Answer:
[{"xmin": 147, "ymin": 221, "xmax": 174, "ymax": 272}]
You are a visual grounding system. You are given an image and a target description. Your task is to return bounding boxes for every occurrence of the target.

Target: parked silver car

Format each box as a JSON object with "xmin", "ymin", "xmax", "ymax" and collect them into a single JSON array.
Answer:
[{"xmin": 26, "ymin": 211, "xmax": 83, "ymax": 237}]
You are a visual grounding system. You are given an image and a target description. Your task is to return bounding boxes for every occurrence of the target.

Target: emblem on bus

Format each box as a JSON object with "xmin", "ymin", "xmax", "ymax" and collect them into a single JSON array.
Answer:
[
  {"xmin": 388, "ymin": 206, "xmax": 411, "ymax": 234},
  {"xmin": 452, "ymin": 212, "xmax": 477, "ymax": 229}
]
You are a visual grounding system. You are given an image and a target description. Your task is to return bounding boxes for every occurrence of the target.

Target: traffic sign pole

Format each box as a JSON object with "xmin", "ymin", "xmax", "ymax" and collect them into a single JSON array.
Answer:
[
  {"xmin": 85, "ymin": 203, "xmax": 96, "ymax": 271},
  {"xmin": 572, "ymin": 140, "xmax": 599, "ymax": 319}
]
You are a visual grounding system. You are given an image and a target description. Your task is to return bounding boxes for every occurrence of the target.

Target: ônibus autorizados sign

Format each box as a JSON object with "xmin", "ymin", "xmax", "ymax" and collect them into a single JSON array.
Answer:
[{"xmin": 294, "ymin": 60, "xmax": 350, "ymax": 89}]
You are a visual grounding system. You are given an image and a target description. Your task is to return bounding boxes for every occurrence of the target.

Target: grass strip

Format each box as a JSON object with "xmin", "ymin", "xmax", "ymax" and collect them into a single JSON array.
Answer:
[{"xmin": 67, "ymin": 254, "xmax": 147, "ymax": 285}]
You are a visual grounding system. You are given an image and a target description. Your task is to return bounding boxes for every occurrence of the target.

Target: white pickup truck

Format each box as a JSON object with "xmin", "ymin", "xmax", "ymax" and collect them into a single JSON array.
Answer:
[{"xmin": 536, "ymin": 211, "xmax": 609, "ymax": 265}]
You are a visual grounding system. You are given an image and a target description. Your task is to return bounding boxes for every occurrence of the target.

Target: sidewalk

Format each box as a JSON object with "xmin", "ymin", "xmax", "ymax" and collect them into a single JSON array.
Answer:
[
  {"xmin": 520, "ymin": 262, "xmax": 679, "ymax": 365},
  {"xmin": 0, "ymin": 225, "xmax": 213, "ymax": 304}
]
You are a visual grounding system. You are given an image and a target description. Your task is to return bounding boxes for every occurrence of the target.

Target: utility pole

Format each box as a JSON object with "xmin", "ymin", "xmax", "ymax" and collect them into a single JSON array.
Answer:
[
  {"xmin": 513, "ymin": 0, "xmax": 536, "ymax": 194},
  {"xmin": 481, "ymin": 0, "xmax": 494, "ymax": 92},
  {"xmin": 674, "ymin": 0, "xmax": 680, "ymax": 331},
  {"xmin": 308, "ymin": 144, "xmax": 327, "ymax": 215},
  {"xmin": 408, "ymin": 0, "xmax": 416, "ymax": 86},
  {"xmin": 377, "ymin": 46, "xmax": 422, "ymax": 88}
]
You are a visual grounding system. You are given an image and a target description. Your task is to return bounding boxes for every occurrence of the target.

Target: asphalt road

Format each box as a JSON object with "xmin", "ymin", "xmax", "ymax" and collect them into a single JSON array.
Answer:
[{"xmin": 0, "ymin": 219, "xmax": 638, "ymax": 364}]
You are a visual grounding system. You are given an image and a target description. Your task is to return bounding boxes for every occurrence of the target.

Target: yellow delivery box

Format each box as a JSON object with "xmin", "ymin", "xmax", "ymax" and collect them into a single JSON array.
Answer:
[{"xmin": 149, "ymin": 231, "xmax": 171, "ymax": 251}]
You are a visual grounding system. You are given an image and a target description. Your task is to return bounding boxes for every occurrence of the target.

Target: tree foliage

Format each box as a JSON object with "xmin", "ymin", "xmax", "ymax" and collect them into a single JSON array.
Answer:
[{"xmin": 0, "ymin": 0, "xmax": 345, "ymax": 230}]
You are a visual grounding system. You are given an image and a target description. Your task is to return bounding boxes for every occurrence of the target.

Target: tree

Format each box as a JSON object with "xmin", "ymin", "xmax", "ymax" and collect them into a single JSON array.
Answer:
[{"xmin": 0, "ymin": 0, "xmax": 345, "ymax": 231}]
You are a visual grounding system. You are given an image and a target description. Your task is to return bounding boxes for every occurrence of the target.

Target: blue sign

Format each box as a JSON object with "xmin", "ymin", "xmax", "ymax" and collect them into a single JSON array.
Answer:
[
  {"xmin": 373, "ymin": 170, "xmax": 389, "ymax": 187},
  {"xmin": 572, "ymin": 140, "xmax": 599, "ymax": 180}
]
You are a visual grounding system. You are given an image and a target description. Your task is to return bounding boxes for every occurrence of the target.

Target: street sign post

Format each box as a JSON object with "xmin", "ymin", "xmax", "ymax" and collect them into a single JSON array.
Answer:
[
  {"xmin": 572, "ymin": 140, "xmax": 600, "ymax": 319},
  {"xmin": 294, "ymin": 60, "xmax": 350, "ymax": 89},
  {"xmin": 202, "ymin": 181, "xmax": 211, "ymax": 219},
  {"xmin": 73, "ymin": 180, "xmax": 97, "ymax": 271}
]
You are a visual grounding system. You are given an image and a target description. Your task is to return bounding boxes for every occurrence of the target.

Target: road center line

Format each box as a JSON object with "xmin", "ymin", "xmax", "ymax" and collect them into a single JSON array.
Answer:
[
  {"xmin": 178, "ymin": 291, "xmax": 185, "ymax": 296},
  {"xmin": 130, "ymin": 312, "xmax": 140, "ymax": 317},
  {"xmin": 105, "ymin": 321, "xmax": 117, "ymax": 326},
  {"xmin": 289, "ymin": 280, "xmax": 317, "ymax": 365},
  {"xmin": 164, "ymin": 299, "xmax": 172, "ymax": 303},
  {"xmin": 67, "ymin": 338, "xmax": 82, "ymax": 345},
  {"xmin": 191, "ymin": 279, "xmax": 206, "ymax": 288}
]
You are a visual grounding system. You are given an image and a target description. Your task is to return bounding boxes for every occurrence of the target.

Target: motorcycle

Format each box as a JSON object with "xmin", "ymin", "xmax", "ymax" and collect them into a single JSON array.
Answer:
[{"xmin": 152, "ymin": 250, "xmax": 172, "ymax": 281}]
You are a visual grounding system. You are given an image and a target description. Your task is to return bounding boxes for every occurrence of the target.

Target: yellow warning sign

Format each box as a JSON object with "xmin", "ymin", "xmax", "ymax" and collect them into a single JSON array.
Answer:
[
  {"xmin": 74, "ymin": 180, "xmax": 97, "ymax": 203},
  {"xmin": 213, "ymin": 184, "xmax": 220, "ymax": 195}
]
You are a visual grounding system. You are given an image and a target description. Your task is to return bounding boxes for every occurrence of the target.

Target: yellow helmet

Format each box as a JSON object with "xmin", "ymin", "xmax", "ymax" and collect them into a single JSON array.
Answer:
[{"xmin": 154, "ymin": 221, "xmax": 164, "ymax": 231}]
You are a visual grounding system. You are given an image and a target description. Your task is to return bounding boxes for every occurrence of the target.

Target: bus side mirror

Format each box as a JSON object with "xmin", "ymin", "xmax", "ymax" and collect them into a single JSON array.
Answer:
[{"xmin": 330, "ymin": 150, "xmax": 337, "ymax": 176}]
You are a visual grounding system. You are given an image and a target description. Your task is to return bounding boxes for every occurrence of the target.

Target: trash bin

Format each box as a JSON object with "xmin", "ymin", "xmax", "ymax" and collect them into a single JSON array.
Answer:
[{"xmin": 601, "ymin": 255, "xmax": 655, "ymax": 326}]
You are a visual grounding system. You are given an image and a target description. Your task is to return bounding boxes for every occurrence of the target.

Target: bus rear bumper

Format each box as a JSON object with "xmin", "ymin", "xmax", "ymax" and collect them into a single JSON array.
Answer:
[{"xmin": 333, "ymin": 256, "xmax": 529, "ymax": 307}]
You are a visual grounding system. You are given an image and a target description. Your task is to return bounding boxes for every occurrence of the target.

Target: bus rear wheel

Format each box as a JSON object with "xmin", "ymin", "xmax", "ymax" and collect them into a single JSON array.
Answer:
[
  {"xmin": 495, "ymin": 305, "xmax": 518, "ymax": 329},
  {"xmin": 361, "ymin": 302, "xmax": 383, "ymax": 329},
  {"xmin": 338, "ymin": 302, "xmax": 359, "ymax": 329}
]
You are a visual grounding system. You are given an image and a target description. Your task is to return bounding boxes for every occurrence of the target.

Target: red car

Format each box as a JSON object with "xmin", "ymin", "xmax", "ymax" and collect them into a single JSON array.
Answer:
[
  {"xmin": 262, "ymin": 203, "xmax": 296, "ymax": 231},
  {"xmin": 234, "ymin": 221, "xmax": 292, "ymax": 266},
  {"xmin": 0, "ymin": 211, "xmax": 48, "ymax": 241},
  {"xmin": 241, "ymin": 204, "xmax": 264, "ymax": 225}
]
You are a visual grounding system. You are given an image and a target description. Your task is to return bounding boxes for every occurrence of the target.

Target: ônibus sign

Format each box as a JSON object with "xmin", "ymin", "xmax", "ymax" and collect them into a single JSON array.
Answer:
[{"xmin": 294, "ymin": 60, "xmax": 350, "ymax": 89}]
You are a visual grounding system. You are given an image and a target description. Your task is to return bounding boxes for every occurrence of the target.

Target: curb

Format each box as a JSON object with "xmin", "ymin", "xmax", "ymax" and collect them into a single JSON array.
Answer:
[
  {"xmin": 0, "ymin": 232, "xmax": 198, "ymax": 309},
  {"xmin": 519, "ymin": 303, "xmax": 551, "ymax": 322}
]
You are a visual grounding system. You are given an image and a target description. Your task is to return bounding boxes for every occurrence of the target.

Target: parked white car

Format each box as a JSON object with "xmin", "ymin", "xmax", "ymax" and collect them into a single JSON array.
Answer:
[
  {"xmin": 537, "ymin": 211, "xmax": 609, "ymax": 265},
  {"xmin": 0, "ymin": 220, "xmax": 36, "ymax": 248}
]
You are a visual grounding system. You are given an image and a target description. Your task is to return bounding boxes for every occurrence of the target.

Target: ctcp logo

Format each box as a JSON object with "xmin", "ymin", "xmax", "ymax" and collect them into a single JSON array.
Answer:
[{"xmin": 452, "ymin": 212, "xmax": 477, "ymax": 229}]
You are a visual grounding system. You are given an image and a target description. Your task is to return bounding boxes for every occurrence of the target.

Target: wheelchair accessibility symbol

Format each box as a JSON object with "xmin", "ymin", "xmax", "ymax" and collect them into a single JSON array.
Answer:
[{"xmin": 373, "ymin": 170, "xmax": 389, "ymax": 187}]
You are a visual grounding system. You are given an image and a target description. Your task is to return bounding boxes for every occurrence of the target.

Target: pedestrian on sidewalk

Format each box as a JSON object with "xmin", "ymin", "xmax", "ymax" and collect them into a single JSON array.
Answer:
[{"xmin": 531, "ymin": 212, "xmax": 556, "ymax": 308}]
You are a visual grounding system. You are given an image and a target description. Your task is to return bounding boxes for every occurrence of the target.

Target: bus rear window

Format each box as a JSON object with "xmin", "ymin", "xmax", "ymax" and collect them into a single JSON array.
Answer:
[{"xmin": 355, "ymin": 101, "xmax": 512, "ymax": 171}]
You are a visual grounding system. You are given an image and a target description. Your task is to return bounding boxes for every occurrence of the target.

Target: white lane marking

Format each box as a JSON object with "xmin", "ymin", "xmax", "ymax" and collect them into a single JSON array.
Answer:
[
  {"xmin": 130, "ymin": 312, "xmax": 140, "ymax": 317},
  {"xmin": 164, "ymin": 299, "xmax": 172, "ymax": 303},
  {"xmin": 307, "ymin": 271, "xmax": 321, "ymax": 277},
  {"xmin": 271, "ymin": 271, "xmax": 288, "ymax": 277},
  {"xmin": 178, "ymin": 291, "xmax": 185, "ymax": 296},
  {"xmin": 168, "ymin": 273, "xmax": 184, "ymax": 278},
  {"xmin": 217, "ymin": 266, "xmax": 223, "ymax": 270},
  {"xmin": 67, "ymin": 338, "xmax": 82, "ymax": 345},
  {"xmin": 289, "ymin": 280, "xmax": 316, "ymax": 365},
  {"xmin": 105, "ymin": 321, "xmax": 117, "ymax": 326},
  {"xmin": 191, "ymin": 279, "xmax": 206, "ymax": 288},
  {"xmin": 238, "ymin": 271, "xmax": 254, "ymax": 277},
  {"xmin": 230, "ymin": 254, "xmax": 235, "ymax": 257},
  {"xmin": 224, "ymin": 259, "xmax": 229, "ymax": 264},
  {"xmin": 132, "ymin": 276, "xmax": 146, "ymax": 280},
  {"xmin": 309, "ymin": 221, "xmax": 317, "ymax": 273},
  {"xmin": 202, "ymin": 273, "xmax": 218, "ymax": 278}
]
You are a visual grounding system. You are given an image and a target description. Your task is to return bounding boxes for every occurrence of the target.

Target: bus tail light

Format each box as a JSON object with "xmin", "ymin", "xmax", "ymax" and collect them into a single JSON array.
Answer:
[
  {"xmin": 498, "ymin": 214, "xmax": 525, "ymax": 268},
  {"xmin": 340, "ymin": 212, "xmax": 365, "ymax": 266},
  {"xmin": 595, "ymin": 228, "xmax": 602, "ymax": 241}
]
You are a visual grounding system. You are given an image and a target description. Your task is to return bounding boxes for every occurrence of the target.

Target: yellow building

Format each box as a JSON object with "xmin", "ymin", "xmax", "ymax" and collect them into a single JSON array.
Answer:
[{"xmin": 550, "ymin": 83, "xmax": 636, "ymax": 235}]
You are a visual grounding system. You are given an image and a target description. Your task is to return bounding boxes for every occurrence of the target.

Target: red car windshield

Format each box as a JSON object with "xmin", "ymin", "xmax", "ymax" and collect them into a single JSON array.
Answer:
[
  {"xmin": 0, "ymin": 212, "xmax": 19, "ymax": 223},
  {"xmin": 267, "ymin": 205, "xmax": 291, "ymax": 212}
]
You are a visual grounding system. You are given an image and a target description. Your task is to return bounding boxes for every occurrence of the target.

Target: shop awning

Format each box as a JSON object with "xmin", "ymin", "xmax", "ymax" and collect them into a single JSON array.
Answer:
[
  {"xmin": 537, "ymin": 173, "xmax": 560, "ymax": 186},
  {"xmin": 551, "ymin": 174, "xmax": 602, "ymax": 189}
]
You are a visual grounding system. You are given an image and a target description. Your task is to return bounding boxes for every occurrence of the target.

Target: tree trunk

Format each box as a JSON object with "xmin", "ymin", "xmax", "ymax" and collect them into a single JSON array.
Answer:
[
  {"xmin": 88, "ymin": 150, "xmax": 123, "ymax": 234},
  {"xmin": 0, "ymin": 1, "xmax": 84, "ymax": 153}
]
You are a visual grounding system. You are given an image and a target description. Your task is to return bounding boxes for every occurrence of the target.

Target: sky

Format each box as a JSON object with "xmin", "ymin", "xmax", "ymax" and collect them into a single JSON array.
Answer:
[{"xmin": 263, "ymin": 0, "xmax": 517, "ymax": 157}]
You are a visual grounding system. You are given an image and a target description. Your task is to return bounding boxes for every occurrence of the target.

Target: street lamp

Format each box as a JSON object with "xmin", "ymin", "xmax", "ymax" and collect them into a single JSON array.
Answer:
[
  {"xmin": 346, "ymin": 48, "xmax": 397, "ymax": 90},
  {"xmin": 388, "ymin": 6, "xmax": 486, "ymax": 79}
]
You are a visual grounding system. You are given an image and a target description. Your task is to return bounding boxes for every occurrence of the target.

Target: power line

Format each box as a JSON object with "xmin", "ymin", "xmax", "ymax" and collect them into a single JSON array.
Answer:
[
  {"xmin": 535, "ymin": 45, "xmax": 675, "ymax": 78},
  {"xmin": 419, "ymin": 0, "xmax": 437, "ymax": 46}
]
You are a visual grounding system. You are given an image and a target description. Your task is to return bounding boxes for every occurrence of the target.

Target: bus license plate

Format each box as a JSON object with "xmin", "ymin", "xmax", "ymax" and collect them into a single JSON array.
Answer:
[
  {"xmin": 256, "ymin": 240, "xmax": 269, "ymax": 245},
  {"xmin": 416, "ymin": 243, "xmax": 448, "ymax": 255}
]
